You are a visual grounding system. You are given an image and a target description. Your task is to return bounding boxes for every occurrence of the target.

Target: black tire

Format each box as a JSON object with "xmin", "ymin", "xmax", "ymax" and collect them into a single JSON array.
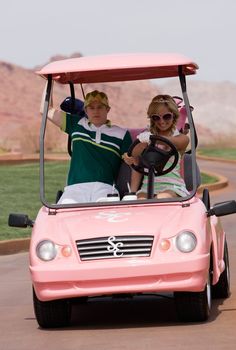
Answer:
[
  {"xmin": 33, "ymin": 288, "xmax": 71, "ymax": 328},
  {"xmin": 212, "ymin": 241, "xmax": 230, "ymax": 299},
  {"xmin": 174, "ymin": 272, "xmax": 211, "ymax": 322}
]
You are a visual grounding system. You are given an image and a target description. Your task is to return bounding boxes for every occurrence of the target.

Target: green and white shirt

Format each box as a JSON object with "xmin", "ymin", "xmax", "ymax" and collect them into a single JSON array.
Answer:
[{"xmin": 61, "ymin": 114, "xmax": 132, "ymax": 186}]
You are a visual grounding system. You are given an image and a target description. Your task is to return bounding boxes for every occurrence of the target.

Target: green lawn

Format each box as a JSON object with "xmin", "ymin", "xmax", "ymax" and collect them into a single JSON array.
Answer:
[
  {"xmin": 198, "ymin": 148, "xmax": 236, "ymax": 160},
  {"xmin": 0, "ymin": 161, "xmax": 217, "ymax": 241},
  {"xmin": 201, "ymin": 172, "xmax": 218, "ymax": 184},
  {"xmin": 0, "ymin": 161, "xmax": 69, "ymax": 240}
]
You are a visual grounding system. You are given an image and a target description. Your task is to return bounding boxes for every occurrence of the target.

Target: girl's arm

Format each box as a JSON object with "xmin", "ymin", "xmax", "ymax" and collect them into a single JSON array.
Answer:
[{"xmin": 164, "ymin": 134, "xmax": 189, "ymax": 154}]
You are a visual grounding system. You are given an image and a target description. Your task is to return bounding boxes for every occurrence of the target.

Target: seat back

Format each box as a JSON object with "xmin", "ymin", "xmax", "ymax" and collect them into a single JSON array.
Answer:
[
  {"xmin": 182, "ymin": 153, "xmax": 201, "ymax": 191},
  {"xmin": 115, "ymin": 162, "xmax": 132, "ymax": 197},
  {"xmin": 115, "ymin": 128, "xmax": 144, "ymax": 197}
]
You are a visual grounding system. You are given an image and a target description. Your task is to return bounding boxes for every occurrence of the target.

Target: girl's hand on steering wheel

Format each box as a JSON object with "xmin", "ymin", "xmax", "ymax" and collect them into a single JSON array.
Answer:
[{"xmin": 123, "ymin": 153, "xmax": 138, "ymax": 166}]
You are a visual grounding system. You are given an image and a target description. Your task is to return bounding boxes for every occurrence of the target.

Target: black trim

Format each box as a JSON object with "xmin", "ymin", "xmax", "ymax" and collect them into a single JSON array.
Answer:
[{"xmin": 67, "ymin": 82, "xmax": 75, "ymax": 157}]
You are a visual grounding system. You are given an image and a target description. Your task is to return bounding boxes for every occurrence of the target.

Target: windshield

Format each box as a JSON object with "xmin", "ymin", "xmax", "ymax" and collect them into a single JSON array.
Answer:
[{"xmin": 41, "ymin": 77, "xmax": 198, "ymax": 209}]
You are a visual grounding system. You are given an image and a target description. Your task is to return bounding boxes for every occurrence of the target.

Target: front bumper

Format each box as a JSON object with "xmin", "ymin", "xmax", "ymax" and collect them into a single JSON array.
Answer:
[{"xmin": 31, "ymin": 253, "xmax": 210, "ymax": 301}]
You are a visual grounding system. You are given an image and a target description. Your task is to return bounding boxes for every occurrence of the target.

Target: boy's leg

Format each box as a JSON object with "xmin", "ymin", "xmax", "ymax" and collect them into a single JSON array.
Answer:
[
  {"xmin": 58, "ymin": 183, "xmax": 91, "ymax": 204},
  {"xmin": 92, "ymin": 182, "xmax": 119, "ymax": 202}
]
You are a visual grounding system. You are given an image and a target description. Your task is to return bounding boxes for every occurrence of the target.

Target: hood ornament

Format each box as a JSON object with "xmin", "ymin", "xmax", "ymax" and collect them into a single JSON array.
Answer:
[{"xmin": 107, "ymin": 236, "xmax": 124, "ymax": 257}]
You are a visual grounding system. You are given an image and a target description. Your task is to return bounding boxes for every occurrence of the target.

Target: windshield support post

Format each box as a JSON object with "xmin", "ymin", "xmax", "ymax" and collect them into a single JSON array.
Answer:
[
  {"xmin": 39, "ymin": 75, "xmax": 52, "ymax": 206},
  {"xmin": 178, "ymin": 66, "xmax": 198, "ymax": 195}
]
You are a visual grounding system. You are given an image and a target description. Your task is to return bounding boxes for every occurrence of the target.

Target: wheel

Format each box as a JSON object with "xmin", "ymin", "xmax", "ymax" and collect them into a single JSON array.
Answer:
[
  {"xmin": 212, "ymin": 241, "xmax": 230, "ymax": 299},
  {"xmin": 33, "ymin": 288, "xmax": 71, "ymax": 328},
  {"xmin": 174, "ymin": 272, "xmax": 212, "ymax": 322}
]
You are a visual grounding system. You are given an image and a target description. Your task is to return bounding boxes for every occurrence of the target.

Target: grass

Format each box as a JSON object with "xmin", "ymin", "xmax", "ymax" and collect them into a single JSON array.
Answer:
[
  {"xmin": 0, "ymin": 161, "xmax": 217, "ymax": 241},
  {"xmin": 0, "ymin": 161, "xmax": 69, "ymax": 240},
  {"xmin": 198, "ymin": 148, "xmax": 236, "ymax": 160},
  {"xmin": 201, "ymin": 172, "xmax": 218, "ymax": 184}
]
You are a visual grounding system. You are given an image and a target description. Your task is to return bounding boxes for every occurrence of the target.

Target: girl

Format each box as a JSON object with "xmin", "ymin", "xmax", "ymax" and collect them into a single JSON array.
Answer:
[{"xmin": 124, "ymin": 94, "xmax": 190, "ymax": 199}]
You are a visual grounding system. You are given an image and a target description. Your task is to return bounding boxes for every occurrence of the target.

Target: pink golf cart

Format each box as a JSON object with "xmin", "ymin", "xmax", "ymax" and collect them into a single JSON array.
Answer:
[{"xmin": 9, "ymin": 53, "xmax": 236, "ymax": 328}]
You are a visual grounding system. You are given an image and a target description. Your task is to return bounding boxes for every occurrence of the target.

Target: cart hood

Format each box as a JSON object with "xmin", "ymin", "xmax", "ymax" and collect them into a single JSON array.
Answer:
[{"xmin": 34, "ymin": 200, "xmax": 206, "ymax": 244}]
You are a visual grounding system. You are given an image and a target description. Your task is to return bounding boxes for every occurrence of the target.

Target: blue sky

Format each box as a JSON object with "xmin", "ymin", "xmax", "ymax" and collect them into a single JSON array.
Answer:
[{"xmin": 1, "ymin": 0, "xmax": 235, "ymax": 82}]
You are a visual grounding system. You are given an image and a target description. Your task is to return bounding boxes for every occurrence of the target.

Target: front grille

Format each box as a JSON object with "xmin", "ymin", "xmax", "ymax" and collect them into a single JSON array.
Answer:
[{"xmin": 76, "ymin": 235, "xmax": 154, "ymax": 261}]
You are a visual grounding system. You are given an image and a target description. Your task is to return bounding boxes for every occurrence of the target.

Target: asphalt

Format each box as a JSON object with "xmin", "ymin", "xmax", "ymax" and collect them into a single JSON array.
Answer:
[{"xmin": 0, "ymin": 153, "xmax": 232, "ymax": 255}]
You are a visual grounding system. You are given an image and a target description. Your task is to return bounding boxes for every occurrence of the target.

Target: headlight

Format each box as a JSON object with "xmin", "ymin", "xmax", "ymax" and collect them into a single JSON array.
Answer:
[
  {"xmin": 176, "ymin": 231, "xmax": 197, "ymax": 253},
  {"xmin": 36, "ymin": 240, "xmax": 57, "ymax": 261}
]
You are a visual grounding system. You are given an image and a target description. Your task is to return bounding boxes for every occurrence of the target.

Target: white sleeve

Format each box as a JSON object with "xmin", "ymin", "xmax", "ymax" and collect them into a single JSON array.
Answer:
[
  {"xmin": 173, "ymin": 128, "xmax": 180, "ymax": 136},
  {"xmin": 137, "ymin": 131, "xmax": 152, "ymax": 143}
]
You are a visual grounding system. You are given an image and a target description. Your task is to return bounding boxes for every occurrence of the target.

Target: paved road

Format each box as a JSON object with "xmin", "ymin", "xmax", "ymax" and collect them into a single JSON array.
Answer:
[{"xmin": 1, "ymin": 160, "xmax": 236, "ymax": 350}]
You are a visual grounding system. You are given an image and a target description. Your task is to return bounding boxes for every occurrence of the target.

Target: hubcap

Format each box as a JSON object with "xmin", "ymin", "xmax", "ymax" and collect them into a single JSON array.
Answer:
[{"xmin": 206, "ymin": 275, "xmax": 212, "ymax": 309}]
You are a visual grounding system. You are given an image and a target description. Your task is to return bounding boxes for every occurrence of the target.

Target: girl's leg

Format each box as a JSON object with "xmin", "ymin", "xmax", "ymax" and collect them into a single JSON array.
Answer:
[
  {"xmin": 137, "ymin": 192, "xmax": 147, "ymax": 199},
  {"xmin": 156, "ymin": 190, "xmax": 178, "ymax": 199}
]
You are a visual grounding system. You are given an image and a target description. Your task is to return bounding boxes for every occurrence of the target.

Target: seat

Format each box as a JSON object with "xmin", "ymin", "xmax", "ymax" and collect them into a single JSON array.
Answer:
[
  {"xmin": 115, "ymin": 128, "xmax": 144, "ymax": 198},
  {"xmin": 182, "ymin": 153, "xmax": 201, "ymax": 192},
  {"xmin": 116, "ymin": 161, "xmax": 132, "ymax": 198}
]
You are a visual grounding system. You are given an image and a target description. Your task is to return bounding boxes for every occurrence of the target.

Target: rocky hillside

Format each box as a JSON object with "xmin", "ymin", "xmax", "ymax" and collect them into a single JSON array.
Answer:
[
  {"xmin": 161, "ymin": 79, "xmax": 236, "ymax": 142},
  {"xmin": 0, "ymin": 53, "xmax": 235, "ymax": 153}
]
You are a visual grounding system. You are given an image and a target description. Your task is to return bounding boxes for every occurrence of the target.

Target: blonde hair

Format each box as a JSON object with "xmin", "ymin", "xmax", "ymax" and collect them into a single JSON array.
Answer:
[{"xmin": 147, "ymin": 94, "xmax": 179, "ymax": 134}]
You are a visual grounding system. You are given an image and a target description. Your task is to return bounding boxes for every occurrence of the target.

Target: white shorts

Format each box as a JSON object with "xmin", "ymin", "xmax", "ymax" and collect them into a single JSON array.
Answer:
[{"xmin": 57, "ymin": 182, "xmax": 119, "ymax": 204}]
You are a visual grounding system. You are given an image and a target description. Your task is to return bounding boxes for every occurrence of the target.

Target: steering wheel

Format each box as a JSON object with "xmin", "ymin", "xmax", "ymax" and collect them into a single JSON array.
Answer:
[{"xmin": 127, "ymin": 135, "xmax": 179, "ymax": 176}]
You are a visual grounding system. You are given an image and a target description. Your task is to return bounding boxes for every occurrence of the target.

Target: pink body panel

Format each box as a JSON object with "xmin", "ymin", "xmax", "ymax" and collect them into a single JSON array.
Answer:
[{"xmin": 29, "ymin": 197, "xmax": 224, "ymax": 301}]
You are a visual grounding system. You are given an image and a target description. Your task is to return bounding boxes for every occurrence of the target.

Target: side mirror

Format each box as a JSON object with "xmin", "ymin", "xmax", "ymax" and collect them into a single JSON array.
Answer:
[
  {"xmin": 8, "ymin": 213, "xmax": 34, "ymax": 228},
  {"xmin": 207, "ymin": 200, "xmax": 236, "ymax": 217}
]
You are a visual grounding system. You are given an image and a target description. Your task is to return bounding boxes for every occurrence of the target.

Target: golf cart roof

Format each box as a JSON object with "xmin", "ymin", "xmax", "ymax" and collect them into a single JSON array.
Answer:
[{"xmin": 36, "ymin": 53, "xmax": 198, "ymax": 84}]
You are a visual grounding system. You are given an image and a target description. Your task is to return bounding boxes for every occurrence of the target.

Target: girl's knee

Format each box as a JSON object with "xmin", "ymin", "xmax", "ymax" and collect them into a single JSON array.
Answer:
[{"xmin": 137, "ymin": 192, "xmax": 147, "ymax": 199}]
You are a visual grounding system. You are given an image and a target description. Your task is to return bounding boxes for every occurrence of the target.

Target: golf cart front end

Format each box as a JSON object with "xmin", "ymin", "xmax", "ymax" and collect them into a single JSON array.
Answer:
[{"xmin": 30, "ymin": 197, "xmax": 211, "ymax": 302}]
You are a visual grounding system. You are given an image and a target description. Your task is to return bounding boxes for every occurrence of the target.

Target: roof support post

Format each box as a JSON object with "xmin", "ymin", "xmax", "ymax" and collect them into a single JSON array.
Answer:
[
  {"xmin": 178, "ymin": 66, "xmax": 198, "ymax": 195},
  {"xmin": 39, "ymin": 75, "xmax": 52, "ymax": 206}
]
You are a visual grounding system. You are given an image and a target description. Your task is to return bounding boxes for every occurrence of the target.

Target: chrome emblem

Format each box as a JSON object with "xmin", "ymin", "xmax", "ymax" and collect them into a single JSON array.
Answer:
[{"xmin": 107, "ymin": 236, "xmax": 124, "ymax": 257}]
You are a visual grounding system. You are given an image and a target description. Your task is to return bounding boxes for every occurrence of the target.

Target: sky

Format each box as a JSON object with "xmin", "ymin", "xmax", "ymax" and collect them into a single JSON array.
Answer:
[{"xmin": 1, "ymin": 0, "xmax": 236, "ymax": 83}]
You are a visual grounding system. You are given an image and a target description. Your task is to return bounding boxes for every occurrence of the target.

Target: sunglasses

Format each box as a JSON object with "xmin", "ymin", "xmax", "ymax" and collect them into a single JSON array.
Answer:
[{"xmin": 150, "ymin": 113, "xmax": 173, "ymax": 122}]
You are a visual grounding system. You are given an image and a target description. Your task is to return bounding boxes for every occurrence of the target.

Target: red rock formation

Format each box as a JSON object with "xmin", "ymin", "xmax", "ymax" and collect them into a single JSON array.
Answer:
[{"xmin": 0, "ymin": 54, "xmax": 235, "ymax": 153}]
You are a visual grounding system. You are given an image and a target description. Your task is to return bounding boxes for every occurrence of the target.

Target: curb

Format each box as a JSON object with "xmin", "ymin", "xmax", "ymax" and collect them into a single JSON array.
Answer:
[
  {"xmin": 197, "ymin": 170, "xmax": 228, "ymax": 194},
  {"xmin": 0, "ymin": 238, "xmax": 30, "ymax": 256},
  {"xmin": 0, "ymin": 153, "xmax": 69, "ymax": 164},
  {"xmin": 197, "ymin": 154, "xmax": 236, "ymax": 164},
  {"xmin": 0, "ymin": 170, "xmax": 228, "ymax": 256}
]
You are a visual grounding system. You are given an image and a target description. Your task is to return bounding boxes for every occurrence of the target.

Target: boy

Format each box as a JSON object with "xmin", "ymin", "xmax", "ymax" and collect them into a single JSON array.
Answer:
[{"xmin": 41, "ymin": 89, "xmax": 132, "ymax": 203}]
